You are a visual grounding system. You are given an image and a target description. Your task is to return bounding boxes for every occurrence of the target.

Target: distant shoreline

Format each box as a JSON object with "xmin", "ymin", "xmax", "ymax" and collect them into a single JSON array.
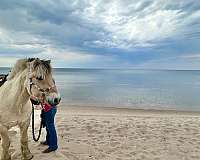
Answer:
[{"xmin": 1, "ymin": 67, "xmax": 200, "ymax": 71}]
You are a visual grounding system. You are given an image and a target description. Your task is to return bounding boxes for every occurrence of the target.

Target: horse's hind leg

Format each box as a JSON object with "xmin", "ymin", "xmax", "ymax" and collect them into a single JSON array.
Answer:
[
  {"xmin": 19, "ymin": 119, "xmax": 33, "ymax": 160},
  {"xmin": 0, "ymin": 124, "xmax": 11, "ymax": 160}
]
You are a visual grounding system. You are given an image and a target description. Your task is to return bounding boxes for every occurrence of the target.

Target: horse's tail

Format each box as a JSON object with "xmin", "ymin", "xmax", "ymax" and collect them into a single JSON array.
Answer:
[{"xmin": 0, "ymin": 74, "xmax": 8, "ymax": 87}]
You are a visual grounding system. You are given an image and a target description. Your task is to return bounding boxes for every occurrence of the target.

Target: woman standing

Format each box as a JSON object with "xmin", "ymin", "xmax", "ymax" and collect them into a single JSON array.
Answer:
[{"xmin": 40, "ymin": 96, "xmax": 58, "ymax": 153}]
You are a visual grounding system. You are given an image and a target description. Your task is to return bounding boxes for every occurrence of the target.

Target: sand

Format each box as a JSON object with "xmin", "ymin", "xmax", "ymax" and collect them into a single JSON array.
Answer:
[{"xmin": 2, "ymin": 105, "xmax": 200, "ymax": 160}]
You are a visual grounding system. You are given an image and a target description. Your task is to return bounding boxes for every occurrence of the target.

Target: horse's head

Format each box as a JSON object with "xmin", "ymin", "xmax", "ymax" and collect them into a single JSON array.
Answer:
[{"xmin": 26, "ymin": 58, "xmax": 61, "ymax": 106}]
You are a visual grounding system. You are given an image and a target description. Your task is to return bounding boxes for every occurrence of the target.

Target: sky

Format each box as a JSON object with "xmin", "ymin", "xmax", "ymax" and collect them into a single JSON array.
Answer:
[{"xmin": 0, "ymin": 0, "xmax": 199, "ymax": 69}]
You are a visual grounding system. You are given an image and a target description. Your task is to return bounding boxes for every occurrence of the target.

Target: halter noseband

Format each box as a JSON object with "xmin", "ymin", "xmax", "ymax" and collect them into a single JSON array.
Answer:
[{"xmin": 29, "ymin": 77, "xmax": 55, "ymax": 95}]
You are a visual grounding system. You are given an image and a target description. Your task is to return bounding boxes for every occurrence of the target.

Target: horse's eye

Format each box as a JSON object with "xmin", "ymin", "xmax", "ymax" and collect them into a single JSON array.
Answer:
[
  {"xmin": 36, "ymin": 76, "xmax": 43, "ymax": 81},
  {"xmin": 39, "ymin": 88, "xmax": 45, "ymax": 92},
  {"xmin": 45, "ymin": 88, "xmax": 50, "ymax": 92}
]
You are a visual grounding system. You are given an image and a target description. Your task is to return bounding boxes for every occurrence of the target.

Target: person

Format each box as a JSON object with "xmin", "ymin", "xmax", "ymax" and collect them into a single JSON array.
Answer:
[{"xmin": 40, "ymin": 95, "xmax": 58, "ymax": 153}]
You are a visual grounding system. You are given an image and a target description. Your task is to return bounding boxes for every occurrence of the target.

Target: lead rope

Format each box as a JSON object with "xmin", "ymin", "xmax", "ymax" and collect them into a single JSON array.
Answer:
[
  {"xmin": 29, "ymin": 63, "xmax": 43, "ymax": 142},
  {"xmin": 31, "ymin": 102, "xmax": 43, "ymax": 142}
]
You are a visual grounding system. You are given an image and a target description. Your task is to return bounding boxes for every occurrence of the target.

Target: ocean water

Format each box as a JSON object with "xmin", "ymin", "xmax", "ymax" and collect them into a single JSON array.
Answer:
[{"xmin": 1, "ymin": 67, "xmax": 200, "ymax": 111}]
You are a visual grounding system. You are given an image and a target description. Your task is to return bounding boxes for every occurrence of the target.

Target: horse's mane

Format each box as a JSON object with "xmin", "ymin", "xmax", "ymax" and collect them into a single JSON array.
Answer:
[
  {"xmin": 32, "ymin": 58, "xmax": 52, "ymax": 80},
  {"xmin": 7, "ymin": 58, "xmax": 52, "ymax": 80},
  {"xmin": 7, "ymin": 59, "xmax": 27, "ymax": 80}
]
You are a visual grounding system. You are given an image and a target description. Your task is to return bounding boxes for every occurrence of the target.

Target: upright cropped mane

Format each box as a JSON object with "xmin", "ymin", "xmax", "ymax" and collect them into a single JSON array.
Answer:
[
  {"xmin": 32, "ymin": 58, "xmax": 52, "ymax": 80},
  {"xmin": 7, "ymin": 58, "xmax": 52, "ymax": 81},
  {"xmin": 7, "ymin": 59, "xmax": 27, "ymax": 80}
]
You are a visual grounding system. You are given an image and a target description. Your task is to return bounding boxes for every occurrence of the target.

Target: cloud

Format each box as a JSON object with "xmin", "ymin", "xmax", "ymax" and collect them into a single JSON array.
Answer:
[
  {"xmin": 0, "ymin": 57, "xmax": 18, "ymax": 67},
  {"xmin": 0, "ymin": 0, "xmax": 199, "ymax": 68},
  {"xmin": 182, "ymin": 54, "xmax": 200, "ymax": 60},
  {"xmin": 40, "ymin": 47, "xmax": 96, "ymax": 62},
  {"xmin": 82, "ymin": 1, "xmax": 185, "ymax": 48}
]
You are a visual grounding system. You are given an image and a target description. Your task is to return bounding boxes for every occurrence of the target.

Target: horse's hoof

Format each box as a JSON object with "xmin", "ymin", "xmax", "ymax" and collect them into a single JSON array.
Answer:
[
  {"xmin": 29, "ymin": 155, "xmax": 34, "ymax": 160},
  {"xmin": 28, "ymin": 155, "xmax": 34, "ymax": 160},
  {"xmin": 22, "ymin": 154, "xmax": 34, "ymax": 160}
]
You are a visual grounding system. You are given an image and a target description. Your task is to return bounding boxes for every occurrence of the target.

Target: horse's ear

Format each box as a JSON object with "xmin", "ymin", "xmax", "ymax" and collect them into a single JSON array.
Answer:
[
  {"xmin": 27, "ymin": 58, "xmax": 37, "ymax": 67},
  {"xmin": 46, "ymin": 60, "xmax": 51, "ymax": 64},
  {"xmin": 27, "ymin": 58, "xmax": 35, "ymax": 62},
  {"xmin": 27, "ymin": 58, "xmax": 35, "ymax": 69}
]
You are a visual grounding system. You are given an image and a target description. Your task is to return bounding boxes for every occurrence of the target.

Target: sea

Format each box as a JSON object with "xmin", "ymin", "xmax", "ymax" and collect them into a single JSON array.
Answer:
[{"xmin": 1, "ymin": 67, "xmax": 200, "ymax": 111}]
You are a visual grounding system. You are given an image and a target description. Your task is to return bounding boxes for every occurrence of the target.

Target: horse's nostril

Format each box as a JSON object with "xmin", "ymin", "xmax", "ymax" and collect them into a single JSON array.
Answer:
[
  {"xmin": 54, "ymin": 98, "xmax": 58, "ymax": 103},
  {"xmin": 46, "ymin": 94, "xmax": 61, "ymax": 105}
]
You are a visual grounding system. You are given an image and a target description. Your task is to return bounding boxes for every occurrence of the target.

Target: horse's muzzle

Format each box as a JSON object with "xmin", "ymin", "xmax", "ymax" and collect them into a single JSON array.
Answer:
[{"xmin": 46, "ymin": 93, "xmax": 61, "ymax": 106}]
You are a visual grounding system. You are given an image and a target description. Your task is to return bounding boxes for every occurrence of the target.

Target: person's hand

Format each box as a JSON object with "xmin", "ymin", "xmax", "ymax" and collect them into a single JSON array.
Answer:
[
  {"xmin": 39, "ymin": 94, "xmax": 46, "ymax": 104},
  {"xmin": 34, "ymin": 105, "xmax": 42, "ymax": 110}
]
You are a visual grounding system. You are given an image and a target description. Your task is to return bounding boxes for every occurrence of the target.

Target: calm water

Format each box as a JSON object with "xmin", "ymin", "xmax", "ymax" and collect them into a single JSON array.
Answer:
[{"xmin": 1, "ymin": 67, "xmax": 200, "ymax": 111}]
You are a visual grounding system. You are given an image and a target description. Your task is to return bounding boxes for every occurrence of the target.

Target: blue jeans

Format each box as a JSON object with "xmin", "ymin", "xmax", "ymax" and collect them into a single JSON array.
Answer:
[{"xmin": 44, "ymin": 107, "xmax": 58, "ymax": 150}]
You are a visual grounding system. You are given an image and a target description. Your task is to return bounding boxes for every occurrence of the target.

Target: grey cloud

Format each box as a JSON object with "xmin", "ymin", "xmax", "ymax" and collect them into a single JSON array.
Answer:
[{"xmin": 0, "ymin": 0, "xmax": 199, "ymax": 68}]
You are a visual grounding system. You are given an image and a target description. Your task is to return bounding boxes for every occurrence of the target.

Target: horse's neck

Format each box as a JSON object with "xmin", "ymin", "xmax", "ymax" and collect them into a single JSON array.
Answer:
[{"xmin": 6, "ymin": 70, "xmax": 30, "ymax": 109}]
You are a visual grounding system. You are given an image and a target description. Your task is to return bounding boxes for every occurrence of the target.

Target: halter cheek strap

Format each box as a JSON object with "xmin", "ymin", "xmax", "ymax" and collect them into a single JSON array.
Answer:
[
  {"xmin": 27, "ymin": 63, "xmax": 33, "ymax": 95},
  {"xmin": 29, "ymin": 78, "xmax": 34, "ymax": 95}
]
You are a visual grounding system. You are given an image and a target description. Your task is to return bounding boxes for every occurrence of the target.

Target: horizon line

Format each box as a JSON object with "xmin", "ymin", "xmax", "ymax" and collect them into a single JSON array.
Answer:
[{"xmin": 0, "ymin": 66, "xmax": 200, "ymax": 71}]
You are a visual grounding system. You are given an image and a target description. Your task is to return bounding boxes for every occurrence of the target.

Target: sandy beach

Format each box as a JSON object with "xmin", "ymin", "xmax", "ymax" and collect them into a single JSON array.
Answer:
[{"xmin": 3, "ymin": 105, "xmax": 200, "ymax": 160}]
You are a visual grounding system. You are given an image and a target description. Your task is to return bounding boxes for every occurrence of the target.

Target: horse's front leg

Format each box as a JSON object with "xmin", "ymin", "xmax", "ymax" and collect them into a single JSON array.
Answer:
[
  {"xmin": 0, "ymin": 124, "xmax": 11, "ymax": 160},
  {"xmin": 19, "ymin": 119, "xmax": 33, "ymax": 160}
]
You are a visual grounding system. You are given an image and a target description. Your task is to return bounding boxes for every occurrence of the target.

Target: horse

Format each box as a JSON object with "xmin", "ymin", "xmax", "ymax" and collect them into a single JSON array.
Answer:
[{"xmin": 0, "ymin": 58, "xmax": 61, "ymax": 160}]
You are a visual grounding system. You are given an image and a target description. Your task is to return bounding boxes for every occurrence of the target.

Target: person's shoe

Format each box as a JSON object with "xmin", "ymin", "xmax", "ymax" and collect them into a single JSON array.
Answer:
[
  {"xmin": 40, "ymin": 141, "xmax": 48, "ymax": 145},
  {"xmin": 42, "ymin": 148, "xmax": 57, "ymax": 153}
]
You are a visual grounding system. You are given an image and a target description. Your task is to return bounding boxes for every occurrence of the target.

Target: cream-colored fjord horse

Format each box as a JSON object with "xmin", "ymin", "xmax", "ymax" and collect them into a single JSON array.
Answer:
[{"xmin": 0, "ymin": 58, "xmax": 61, "ymax": 160}]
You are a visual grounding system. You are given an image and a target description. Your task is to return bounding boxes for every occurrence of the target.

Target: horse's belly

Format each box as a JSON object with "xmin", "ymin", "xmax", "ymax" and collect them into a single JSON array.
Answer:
[
  {"xmin": 0, "ymin": 109, "xmax": 31, "ymax": 128},
  {"xmin": 0, "ymin": 113, "xmax": 18, "ymax": 128}
]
